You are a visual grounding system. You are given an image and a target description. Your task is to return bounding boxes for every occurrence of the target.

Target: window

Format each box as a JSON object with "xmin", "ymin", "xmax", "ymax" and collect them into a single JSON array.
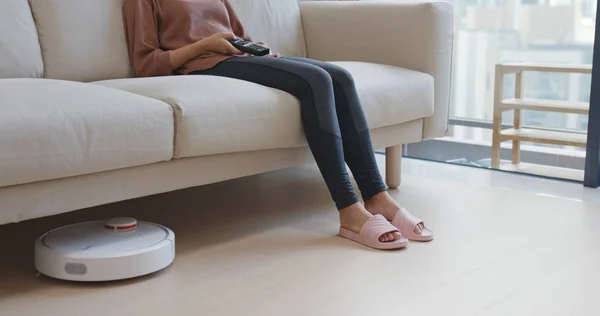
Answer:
[{"xmin": 406, "ymin": 0, "xmax": 595, "ymax": 179}]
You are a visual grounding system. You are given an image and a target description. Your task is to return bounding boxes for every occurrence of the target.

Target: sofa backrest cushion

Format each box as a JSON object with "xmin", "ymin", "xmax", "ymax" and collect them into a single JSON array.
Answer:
[
  {"xmin": 229, "ymin": 0, "xmax": 306, "ymax": 58},
  {"xmin": 28, "ymin": 0, "xmax": 306, "ymax": 82},
  {"xmin": 29, "ymin": 0, "xmax": 134, "ymax": 82},
  {"xmin": 0, "ymin": 0, "xmax": 44, "ymax": 78}
]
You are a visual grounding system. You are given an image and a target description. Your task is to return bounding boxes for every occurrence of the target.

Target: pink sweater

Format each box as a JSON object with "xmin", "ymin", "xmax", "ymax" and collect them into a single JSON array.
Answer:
[{"xmin": 123, "ymin": 0, "xmax": 251, "ymax": 77}]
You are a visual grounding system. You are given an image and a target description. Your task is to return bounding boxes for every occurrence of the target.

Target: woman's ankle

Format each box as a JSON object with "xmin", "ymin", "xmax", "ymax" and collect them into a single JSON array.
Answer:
[
  {"xmin": 367, "ymin": 191, "xmax": 390, "ymax": 203},
  {"xmin": 364, "ymin": 192, "xmax": 399, "ymax": 220},
  {"xmin": 339, "ymin": 203, "xmax": 372, "ymax": 232}
]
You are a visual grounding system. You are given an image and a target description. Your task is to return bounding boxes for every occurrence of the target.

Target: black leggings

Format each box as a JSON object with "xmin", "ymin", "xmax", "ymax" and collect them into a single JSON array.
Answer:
[{"xmin": 192, "ymin": 56, "xmax": 387, "ymax": 210}]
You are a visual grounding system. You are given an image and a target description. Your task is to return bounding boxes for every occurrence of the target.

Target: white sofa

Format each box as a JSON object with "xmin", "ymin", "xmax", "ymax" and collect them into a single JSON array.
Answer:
[{"xmin": 0, "ymin": 0, "xmax": 453, "ymax": 225}]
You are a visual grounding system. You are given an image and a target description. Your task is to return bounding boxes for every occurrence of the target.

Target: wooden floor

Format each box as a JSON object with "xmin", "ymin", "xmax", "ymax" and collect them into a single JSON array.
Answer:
[{"xmin": 1, "ymin": 157, "xmax": 599, "ymax": 316}]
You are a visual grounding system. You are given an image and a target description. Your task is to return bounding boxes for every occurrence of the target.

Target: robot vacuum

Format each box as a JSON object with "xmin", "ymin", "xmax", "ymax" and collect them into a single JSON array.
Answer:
[{"xmin": 35, "ymin": 218, "xmax": 175, "ymax": 282}]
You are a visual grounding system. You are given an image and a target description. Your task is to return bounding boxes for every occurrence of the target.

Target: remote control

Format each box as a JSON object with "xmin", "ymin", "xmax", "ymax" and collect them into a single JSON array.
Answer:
[{"xmin": 228, "ymin": 38, "xmax": 270, "ymax": 56}]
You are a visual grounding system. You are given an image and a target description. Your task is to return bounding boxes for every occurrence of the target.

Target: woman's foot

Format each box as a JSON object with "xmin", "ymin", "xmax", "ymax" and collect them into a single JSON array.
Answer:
[
  {"xmin": 339, "ymin": 202, "xmax": 402, "ymax": 243},
  {"xmin": 364, "ymin": 192, "xmax": 429, "ymax": 238}
]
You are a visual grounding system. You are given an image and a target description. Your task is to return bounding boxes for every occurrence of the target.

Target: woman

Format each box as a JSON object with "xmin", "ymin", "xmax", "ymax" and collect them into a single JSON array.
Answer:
[{"xmin": 123, "ymin": 0, "xmax": 432, "ymax": 249}]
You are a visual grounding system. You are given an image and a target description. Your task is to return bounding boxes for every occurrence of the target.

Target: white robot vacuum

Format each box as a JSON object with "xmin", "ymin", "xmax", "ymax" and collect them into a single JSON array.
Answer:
[{"xmin": 35, "ymin": 218, "xmax": 175, "ymax": 282}]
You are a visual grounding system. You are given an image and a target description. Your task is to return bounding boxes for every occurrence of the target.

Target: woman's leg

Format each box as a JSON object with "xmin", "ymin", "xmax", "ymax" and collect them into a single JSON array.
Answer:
[
  {"xmin": 282, "ymin": 58, "xmax": 431, "ymax": 237},
  {"xmin": 283, "ymin": 57, "xmax": 386, "ymax": 201},
  {"xmin": 193, "ymin": 57, "xmax": 401, "ymax": 242}
]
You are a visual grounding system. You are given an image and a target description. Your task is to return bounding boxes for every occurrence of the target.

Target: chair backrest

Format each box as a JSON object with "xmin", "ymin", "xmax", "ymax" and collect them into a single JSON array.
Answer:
[
  {"xmin": 0, "ymin": 0, "xmax": 44, "ymax": 78},
  {"xmin": 21, "ymin": 0, "xmax": 306, "ymax": 82}
]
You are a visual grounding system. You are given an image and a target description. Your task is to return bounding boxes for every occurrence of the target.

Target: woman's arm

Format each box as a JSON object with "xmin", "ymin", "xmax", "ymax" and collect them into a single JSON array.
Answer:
[
  {"xmin": 123, "ymin": 0, "xmax": 241, "ymax": 77},
  {"xmin": 169, "ymin": 33, "xmax": 241, "ymax": 69},
  {"xmin": 123, "ymin": 0, "xmax": 172, "ymax": 77}
]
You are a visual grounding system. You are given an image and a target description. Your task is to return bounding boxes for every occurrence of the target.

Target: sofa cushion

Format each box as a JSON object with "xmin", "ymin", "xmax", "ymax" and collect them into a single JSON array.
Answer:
[
  {"xmin": 0, "ymin": 79, "xmax": 174, "ymax": 188},
  {"xmin": 95, "ymin": 61, "xmax": 433, "ymax": 158},
  {"xmin": 97, "ymin": 76, "xmax": 305, "ymax": 158},
  {"xmin": 330, "ymin": 61, "xmax": 434, "ymax": 130},
  {"xmin": 229, "ymin": 0, "xmax": 307, "ymax": 57},
  {"xmin": 0, "ymin": 0, "xmax": 44, "ymax": 78},
  {"xmin": 28, "ymin": 0, "xmax": 134, "ymax": 82}
]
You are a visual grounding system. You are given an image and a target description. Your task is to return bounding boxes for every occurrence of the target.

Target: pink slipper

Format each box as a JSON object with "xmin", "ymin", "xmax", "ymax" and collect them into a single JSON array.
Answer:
[
  {"xmin": 339, "ymin": 215, "xmax": 409, "ymax": 250},
  {"xmin": 390, "ymin": 208, "xmax": 433, "ymax": 242}
]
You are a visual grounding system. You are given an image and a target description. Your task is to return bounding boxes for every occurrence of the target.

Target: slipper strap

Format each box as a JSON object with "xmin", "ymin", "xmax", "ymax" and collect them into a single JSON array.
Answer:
[
  {"xmin": 391, "ymin": 207, "xmax": 423, "ymax": 234},
  {"xmin": 360, "ymin": 215, "xmax": 399, "ymax": 243}
]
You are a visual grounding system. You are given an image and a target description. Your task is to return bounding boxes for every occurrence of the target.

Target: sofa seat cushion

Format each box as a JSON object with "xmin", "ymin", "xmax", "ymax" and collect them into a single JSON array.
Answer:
[
  {"xmin": 96, "ymin": 76, "xmax": 304, "ymax": 158},
  {"xmin": 95, "ymin": 61, "xmax": 434, "ymax": 158},
  {"xmin": 330, "ymin": 61, "xmax": 434, "ymax": 130},
  {"xmin": 0, "ymin": 79, "xmax": 174, "ymax": 188}
]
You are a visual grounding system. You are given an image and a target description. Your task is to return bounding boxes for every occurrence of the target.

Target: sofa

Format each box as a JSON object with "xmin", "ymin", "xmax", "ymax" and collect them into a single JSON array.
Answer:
[{"xmin": 0, "ymin": 0, "xmax": 453, "ymax": 225}]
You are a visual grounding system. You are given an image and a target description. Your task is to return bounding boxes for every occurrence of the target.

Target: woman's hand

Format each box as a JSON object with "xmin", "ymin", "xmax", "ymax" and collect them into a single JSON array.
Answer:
[
  {"xmin": 254, "ymin": 42, "xmax": 282, "ymax": 58},
  {"xmin": 169, "ymin": 33, "xmax": 241, "ymax": 70},
  {"xmin": 203, "ymin": 32, "xmax": 241, "ymax": 55}
]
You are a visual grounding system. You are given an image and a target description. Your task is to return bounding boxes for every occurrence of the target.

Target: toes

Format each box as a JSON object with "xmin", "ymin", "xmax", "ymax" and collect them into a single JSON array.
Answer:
[
  {"xmin": 413, "ymin": 223, "xmax": 433, "ymax": 237},
  {"xmin": 379, "ymin": 233, "xmax": 390, "ymax": 242},
  {"xmin": 385, "ymin": 233, "xmax": 392, "ymax": 242},
  {"xmin": 380, "ymin": 231, "xmax": 402, "ymax": 242},
  {"xmin": 414, "ymin": 223, "xmax": 425, "ymax": 235}
]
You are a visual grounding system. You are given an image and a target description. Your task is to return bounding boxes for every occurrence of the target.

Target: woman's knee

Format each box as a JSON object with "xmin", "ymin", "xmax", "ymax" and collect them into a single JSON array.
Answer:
[
  {"xmin": 300, "ymin": 65, "xmax": 337, "ymax": 105},
  {"xmin": 298, "ymin": 65, "xmax": 341, "ymax": 134},
  {"xmin": 323, "ymin": 64, "xmax": 355, "ymax": 87},
  {"xmin": 303, "ymin": 65, "xmax": 334, "ymax": 90}
]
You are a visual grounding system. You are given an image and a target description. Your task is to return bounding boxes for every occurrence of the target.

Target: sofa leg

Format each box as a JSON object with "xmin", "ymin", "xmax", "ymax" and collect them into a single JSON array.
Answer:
[{"xmin": 385, "ymin": 145, "xmax": 402, "ymax": 189}]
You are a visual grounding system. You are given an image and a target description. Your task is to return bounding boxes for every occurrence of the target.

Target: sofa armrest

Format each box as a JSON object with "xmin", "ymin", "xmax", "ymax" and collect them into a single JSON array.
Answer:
[{"xmin": 299, "ymin": 1, "xmax": 453, "ymax": 139}]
